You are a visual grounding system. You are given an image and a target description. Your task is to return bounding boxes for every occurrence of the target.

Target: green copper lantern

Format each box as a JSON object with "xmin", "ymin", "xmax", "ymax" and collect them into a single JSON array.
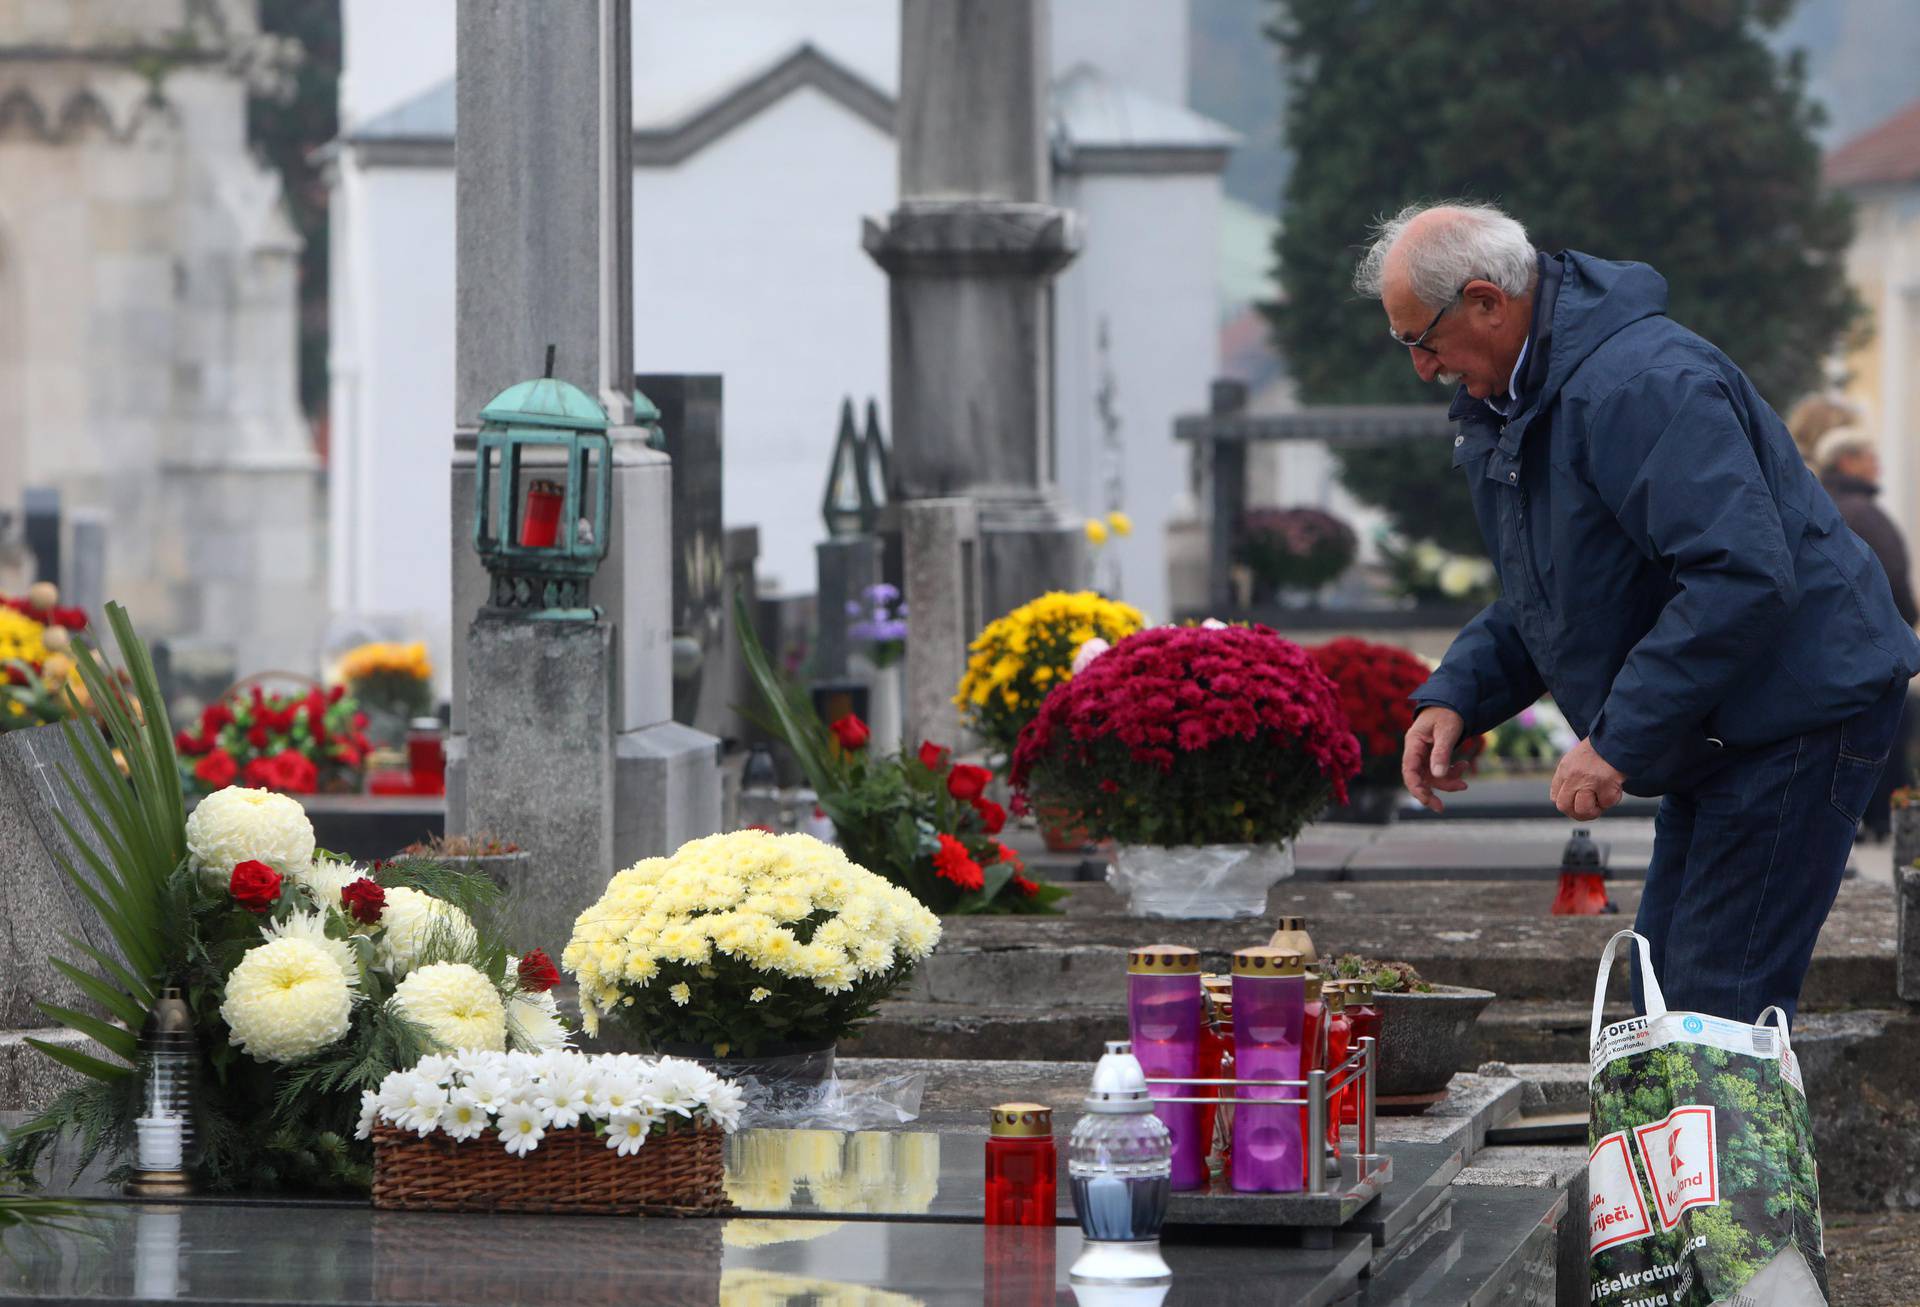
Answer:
[{"xmin": 472, "ymin": 363, "xmax": 613, "ymax": 621}]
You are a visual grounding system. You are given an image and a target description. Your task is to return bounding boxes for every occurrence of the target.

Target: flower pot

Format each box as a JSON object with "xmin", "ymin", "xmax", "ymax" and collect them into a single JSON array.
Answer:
[
  {"xmin": 1036, "ymin": 801, "xmax": 1092, "ymax": 853},
  {"xmin": 1107, "ymin": 843, "xmax": 1294, "ymax": 919},
  {"xmin": 1369, "ymin": 984, "xmax": 1496, "ymax": 1098},
  {"xmin": 1320, "ymin": 783, "xmax": 1403, "ymax": 825},
  {"xmin": 653, "ymin": 1040, "xmax": 837, "ymax": 1089}
]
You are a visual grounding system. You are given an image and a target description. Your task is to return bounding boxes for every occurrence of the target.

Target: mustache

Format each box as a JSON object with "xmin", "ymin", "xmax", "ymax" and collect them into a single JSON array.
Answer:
[{"xmin": 1437, "ymin": 371, "xmax": 1464, "ymax": 387}]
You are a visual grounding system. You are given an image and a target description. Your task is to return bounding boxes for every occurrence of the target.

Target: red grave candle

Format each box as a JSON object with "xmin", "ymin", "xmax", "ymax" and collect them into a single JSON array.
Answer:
[
  {"xmin": 985, "ymin": 1103, "xmax": 1057, "ymax": 1227},
  {"xmin": 520, "ymin": 479, "xmax": 564, "ymax": 548}
]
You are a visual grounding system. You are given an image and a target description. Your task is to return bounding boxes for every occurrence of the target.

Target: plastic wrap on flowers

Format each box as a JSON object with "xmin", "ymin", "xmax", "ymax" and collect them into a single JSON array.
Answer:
[
  {"xmin": 727, "ymin": 1069, "xmax": 927, "ymax": 1131},
  {"xmin": 1108, "ymin": 843, "xmax": 1295, "ymax": 919}
]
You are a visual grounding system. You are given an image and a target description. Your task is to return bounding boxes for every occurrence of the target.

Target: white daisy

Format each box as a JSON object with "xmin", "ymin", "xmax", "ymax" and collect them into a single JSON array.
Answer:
[
  {"xmin": 354, "ymin": 1090, "xmax": 380, "ymax": 1142},
  {"xmin": 441, "ymin": 1091, "xmax": 489, "ymax": 1142},
  {"xmin": 597, "ymin": 1073, "xmax": 645, "ymax": 1116},
  {"xmin": 497, "ymin": 1102, "xmax": 545, "ymax": 1157},
  {"xmin": 412, "ymin": 1054, "xmax": 454, "ymax": 1086},
  {"xmin": 461, "ymin": 1070, "xmax": 511, "ymax": 1115},
  {"xmin": 605, "ymin": 1107, "xmax": 658, "ymax": 1157},
  {"xmin": 397, "ymin": 1081, "xmax": 449, "ymax": 1137},
  {"xmin": 703, "ymin": 1080, "xmax": 746, "ymax": 1133},
  {"xmin": 536, "ymin": 1068, "xmax": 590, "ymax": 1130},
  {"xmin": 645, "ymin": 1059, "xmax": 716, "ymax": 1118}
]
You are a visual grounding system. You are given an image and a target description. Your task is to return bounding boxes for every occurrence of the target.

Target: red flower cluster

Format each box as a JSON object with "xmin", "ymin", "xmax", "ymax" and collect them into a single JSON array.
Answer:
[
  {"xmin": 1308, "ymin": 638, "xmax": 1484, "ymax": 784},
  {"xmin": 175, "ymin": 685, "xmax": 372, "ymax": 796},
  {"xmin": 829, "ymin": 713, "xmax": 870, "ymax": 750},
  {"xmin": 931, "ymin": 833, "xmax": 984, "ymax": 891},
  {"xmin": 229, "ymin": 860, "xmax": 283, "ymax": 913},
  {"xmin": 340, "ymin": 877, "xmax": 386, "ymax": 926},
  {"xmin": 517, "ymin": 947, "xmax": 561, "ymax": 993},
  {"xmin": 1010, "ymin": 624, "xmax": 1361, "ymax": 846},
  {"xmin": 0, "ymin": 593, "xmax": 89, "ymax": 633}
]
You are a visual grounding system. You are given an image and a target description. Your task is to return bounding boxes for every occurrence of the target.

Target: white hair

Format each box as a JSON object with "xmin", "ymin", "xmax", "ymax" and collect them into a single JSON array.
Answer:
[
  {"xmin": 1353, "ymin": 200, "xmax": 1538, "ymax": 307},
  {"xmin": 1814, "ymin": 424, "xmax": 1875, "ymax": 473}
]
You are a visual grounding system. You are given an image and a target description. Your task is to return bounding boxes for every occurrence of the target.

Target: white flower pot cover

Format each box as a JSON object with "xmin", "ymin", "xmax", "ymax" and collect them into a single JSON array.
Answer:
[{"xmin": 1108, "ymin": 843, "xmax": 1295, "ymax": 919}]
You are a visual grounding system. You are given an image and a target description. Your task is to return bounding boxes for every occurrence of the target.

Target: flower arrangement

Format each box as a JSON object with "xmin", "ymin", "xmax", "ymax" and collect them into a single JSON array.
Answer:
[
  {"xmin": 954, "ymin": 590, "xmax": 1148, "ymax": 758},
  {"xmin": 737, "ymin": 596, "xmax": 1061, "ymax": 914},
  {"xmin": 1482, "ymin": 698, "xmax": 1576, "ymax": 772},
  {"xmin": 333, "ymin": 641, "xmax": 434, "ymax": 737},
  {"xmin": 0, "ymin": 583, "xmax": 89, "ymax": 732},
  {"xmin": 1377, "ymin": 534, "xmax": 1497, "ymax": 606},
  {"xmin": 563, "ymin": 830, "xmax": 941, "ymax": 1056},
  {"xmin": 1889, "ymin": 787, "xmax": 1917, "ymax": 811},
  {"xmin": 360, "ymin": 1049, "xmax": 742, "ymax": 1156},
  {"xmin": 1308, "ymin": 638, "xmax": 1484, "ymax": 788},
  {"xmin": 173, "ymin": 685, "xmax": 374, "ymax": 796},
  {"xmin": 1235, "ymin": 506, "xmax": 1357, "ymax": 596},
  {"xmin": 846, "ymin": 583, "xmax": 907, "ymax": 670},
  {"xmin": 1010, "ymin": 623, "xmax": 1361, "ymax": 846},
  {"xmin": 3, "ymin": 607, "xmax": 565, "ymax": 1195}
]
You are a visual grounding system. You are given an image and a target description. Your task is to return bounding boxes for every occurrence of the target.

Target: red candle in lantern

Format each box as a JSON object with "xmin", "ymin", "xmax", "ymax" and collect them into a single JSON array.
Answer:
[
  {"xmin": 406, "ymin": 718, "xmax": 446, "ymax": 795},
  {"xmin": 985, "ymin": 1103, "xmax": 1057, "ymax": 1227},
  {"xmin": 520, "ymin": 479, "xmax": 564, "ymax": 548}
]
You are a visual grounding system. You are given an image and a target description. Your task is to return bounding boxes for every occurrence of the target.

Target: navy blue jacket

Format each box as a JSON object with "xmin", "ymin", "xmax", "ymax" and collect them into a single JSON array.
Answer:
[{"xmin": 1413, "ymin": 251, "xmax": 1920, "ymax": 795}]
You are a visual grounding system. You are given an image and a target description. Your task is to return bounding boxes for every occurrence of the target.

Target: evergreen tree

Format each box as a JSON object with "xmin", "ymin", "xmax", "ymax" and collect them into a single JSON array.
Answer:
[{"xmin": 1266, "ymin": 0, "xmax": 1857, "ymax": 555}]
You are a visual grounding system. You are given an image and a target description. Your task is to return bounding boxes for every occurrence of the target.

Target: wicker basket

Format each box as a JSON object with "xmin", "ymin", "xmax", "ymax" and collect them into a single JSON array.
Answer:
[{"xmin": 371, "ymin": 1121, "xmax": 729, "ymax": 1216}]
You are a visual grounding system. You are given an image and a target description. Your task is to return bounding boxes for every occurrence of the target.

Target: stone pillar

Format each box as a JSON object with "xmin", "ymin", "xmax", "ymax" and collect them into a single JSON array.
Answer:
[
  {"xmin": 864, "ymin": 0, "xmax": 1086, "ymax": 624},
  {"xmin": 902, "ymin": 499, "xmax": 982, "ymax": 750},
  {"xmin": 449, "ymin": 0, "xmax": 720, "ymax": 882}
]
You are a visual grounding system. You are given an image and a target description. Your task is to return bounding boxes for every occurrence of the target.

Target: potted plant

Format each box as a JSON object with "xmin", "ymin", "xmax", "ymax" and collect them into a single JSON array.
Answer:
[
  {"xmin": 1307, "ymin": 638, "xmax": 1484, "ymax": 823},
  {"xmin": 1234, "ymin": 507, "xmax": 1356, "ymax": 603},
  {"xmin": 955, "ymin": 590, "xmax": 1147, "ymax": 849},
  {"xmin": 562, "ymin": 829, "xmax": 942, "ymax": 1086},
  {"xmin": 395, "ymin": 832, "xmax": 529, "ymax": 893},
  {"xmin": 333, "ymin": 640, "xmax": 434, "ymax": 748},
  {"xmin": 1328, "ymin": 954, "xmax": 1495, "ymax": 1099},
  {"xmin": 1011, "ymin": 623, "xmax": 1360, "ymax": 918}
]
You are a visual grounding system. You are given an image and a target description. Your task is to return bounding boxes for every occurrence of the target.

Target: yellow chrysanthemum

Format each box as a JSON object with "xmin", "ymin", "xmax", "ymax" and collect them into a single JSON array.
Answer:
[{"xmin": 952, "ymin": 591, "xmax": 1147, "ymax": 752}]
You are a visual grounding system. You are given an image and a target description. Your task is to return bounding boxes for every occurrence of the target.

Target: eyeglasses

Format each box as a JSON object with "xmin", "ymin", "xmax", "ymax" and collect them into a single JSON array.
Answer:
[{"xmin": 1388, "ymin": 284, "xmax": 1469, "ymax": 355}]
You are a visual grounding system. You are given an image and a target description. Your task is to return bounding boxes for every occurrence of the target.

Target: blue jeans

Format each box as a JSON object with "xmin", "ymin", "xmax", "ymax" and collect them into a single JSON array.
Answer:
[{"xmin": 1631, "ymin": 677, "xmax": 1908, "ymax": 1025}]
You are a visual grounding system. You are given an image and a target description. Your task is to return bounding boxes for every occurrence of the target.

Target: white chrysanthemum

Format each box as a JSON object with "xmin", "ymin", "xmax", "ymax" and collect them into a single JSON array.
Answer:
[
  {"xmin": 379, "ymin": 887, "xmax": 478, "ymax": 975},
  {"xmin": 220, "ymin": 937, "xmax": 352, "ymax": 1064},
  {"xmin": 260, "ymin": 911, "xmax": 360, "ymax": 989},
  {"xmin": 507, "ymin": 989, "xmax": 569, "ymax": 1052},
  {"xmin": 497, "ymin": 1102, "xmax": 546, "ymax": 1157},
  {"xmin": 391, "ymin": 962, "xmax": 508, "ymax": 1053},
  {"xmin": 186, "ymin": 787, "xmax": 315, "ymax": 876},
  {"xmin": 297, "ymin": 859, "xmax": 366, "ymax": 912}
]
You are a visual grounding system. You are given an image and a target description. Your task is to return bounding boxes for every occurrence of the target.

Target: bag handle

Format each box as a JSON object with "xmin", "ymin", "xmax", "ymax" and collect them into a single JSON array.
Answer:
[
  {"xmin": 1755, "ymin": 1005, "xmax": 1793, "ymax": 1055},
  {"xmin": 1590, "ymin": 929, "xmax": 1668, "ymax": 1053}
]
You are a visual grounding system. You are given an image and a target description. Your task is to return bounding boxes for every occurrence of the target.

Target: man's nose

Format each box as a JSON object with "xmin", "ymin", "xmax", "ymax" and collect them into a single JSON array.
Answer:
[{"xmin": 1410, "ymin": 349, "xmax": 1440, "ymax": 382}]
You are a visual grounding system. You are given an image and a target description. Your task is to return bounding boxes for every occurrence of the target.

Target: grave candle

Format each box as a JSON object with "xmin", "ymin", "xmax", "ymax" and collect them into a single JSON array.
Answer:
[
  {"xmin": 519, "ymin": 478, "xmax": 564, "ymax": 548},
  {"xmin": 1229, "ymin": 946, "xmax": 1305, "ymax": 1193},
  {"xmin": 1341, "ymin": 979, "xmax": 1382, "ymax": 1128},
  {"xmin": 1324, "ymin": 983, "xmax": 1353, "ymax": 1169},
  {"xmin": 1300, "ymin": 972, "xmax": 1326, "ymax": 1188},
  {"xmin": 985, "ymin": 1102, "xmax": 1057, "ymax": 1226},
  {"xmin": 1126, "ymin": 945, "xmax": 1207, "ymax": 1191}
]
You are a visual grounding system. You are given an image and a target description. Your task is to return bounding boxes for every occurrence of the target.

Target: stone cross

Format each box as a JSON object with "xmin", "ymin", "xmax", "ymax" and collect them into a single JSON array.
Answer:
[{"xmin": 864, "ymin": 0, "xmax": 1087, "ymax": 623}]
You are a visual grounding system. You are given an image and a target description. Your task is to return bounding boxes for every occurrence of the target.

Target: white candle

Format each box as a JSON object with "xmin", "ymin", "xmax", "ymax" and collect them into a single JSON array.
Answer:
[{"xmin": 136, "ymin": 1116, "xmax": 184, "ymax": 1172}]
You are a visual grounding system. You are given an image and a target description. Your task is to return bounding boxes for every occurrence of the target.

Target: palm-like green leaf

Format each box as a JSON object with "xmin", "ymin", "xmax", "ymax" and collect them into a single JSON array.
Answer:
[
  {"xmin": 733, "ymin": 592, "xmax": 838, "ymax": 793},
  {"xmin": 31, "ymin": 602, "xmax": 188, "ymax": 1082}
]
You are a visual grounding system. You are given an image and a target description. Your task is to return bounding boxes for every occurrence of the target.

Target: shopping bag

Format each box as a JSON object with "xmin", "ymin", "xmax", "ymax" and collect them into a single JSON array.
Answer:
[{"xmin": 1586, "ymin": 929, "xmax": 1828, "ymax": 1306}]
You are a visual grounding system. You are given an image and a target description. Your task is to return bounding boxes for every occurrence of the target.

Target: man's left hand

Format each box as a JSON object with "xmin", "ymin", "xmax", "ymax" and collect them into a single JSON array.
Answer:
[{"xmin": 1550, "ymin": 739, "xmax": 1626, "ymax": 821}]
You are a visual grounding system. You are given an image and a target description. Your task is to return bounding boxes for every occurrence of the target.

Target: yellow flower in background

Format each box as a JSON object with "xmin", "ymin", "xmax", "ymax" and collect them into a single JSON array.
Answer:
[
  {"xmin": 954, "ymin": 590, "xmax": 1148, "ymax": 755},
  {"xmin": 0, "ymin": 607, "xmax": 47, "ymax": 667},
  {"xmin": 336, "ymin": 640, "xmax": 432, "ymax": 683},
  {"xmin": 1083, "ymin": 518, "xmax": 1109, "ymax": 545},
  {"xmin": 1107, "ymin": 511, "xmax": 1134, "ymax": 537}
]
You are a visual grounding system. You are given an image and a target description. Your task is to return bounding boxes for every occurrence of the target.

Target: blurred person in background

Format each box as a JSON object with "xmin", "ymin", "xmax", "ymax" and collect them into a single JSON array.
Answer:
[
  {"xmin": 1786, "ymin": 393, "xmax": 1859, "ymax": 471},
  {"xmin": 1816, "ymin": 426, "xmax": 1918, "ymax": 841}
]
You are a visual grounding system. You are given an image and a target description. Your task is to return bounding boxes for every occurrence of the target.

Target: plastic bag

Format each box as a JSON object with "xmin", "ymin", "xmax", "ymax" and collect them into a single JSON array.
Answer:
[
  {"xmin": 1586, "ymin": 930, "xmax": 1827, "ymax": 1306},
  {"xmin": 1107, "ymin": 843, "xmax": 1294, "ymax": 919},
  {"xmin": 730, "ymin": 1070, "xmax": 927, "ymax": 1131}
]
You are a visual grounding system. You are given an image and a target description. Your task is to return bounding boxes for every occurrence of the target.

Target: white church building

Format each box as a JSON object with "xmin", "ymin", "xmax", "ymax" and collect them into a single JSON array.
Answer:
[{"xmin": 327, "ymin": 1, "xmax": 1232, "ymax": 683}]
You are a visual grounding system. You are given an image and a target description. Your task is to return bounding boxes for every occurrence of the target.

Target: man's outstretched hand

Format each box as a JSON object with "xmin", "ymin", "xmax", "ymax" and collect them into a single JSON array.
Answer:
[
  {"xmin": 1550, "ymin": 738, "xmax": 1626, "ymax": 821},
  {"xmin": 1403, "ymin": 706, "xmax": 1470, "ymax": 813}
]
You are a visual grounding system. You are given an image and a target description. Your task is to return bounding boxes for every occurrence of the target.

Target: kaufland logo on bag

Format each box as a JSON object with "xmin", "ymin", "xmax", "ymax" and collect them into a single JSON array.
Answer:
[
  {"xmin": 1632, "ymin": 1105, "xmax": 1720, "ymax": 1229},
  {"xmin": 1588, "ymin": 1130, "xmax": 1655, "ymax": 1253}
]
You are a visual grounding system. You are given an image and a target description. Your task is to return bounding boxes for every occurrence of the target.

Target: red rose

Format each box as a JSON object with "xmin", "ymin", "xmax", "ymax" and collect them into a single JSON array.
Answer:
[
  {"xmin": 243, "ymin": 757, "xmax": 279, "ymax": 788},
  {"xmin": 972, "ymin": 798, "xmax": 1007, "ymax": 834},
  {"xmin": 202, "ymin": 702, "xmax": 233, "ymax": 731},
  {"xmin": 247, "ymin": 722, "xmax": 269, "ymax": 750},
  {"xmin": 829, "ymin": 714, "xmax": 870, "ymax": 751},
  {"xmin": 946, "ymin": 764, "xmax": 992, "ymax": 803},
  {"xmin": 931, "ymin": 833, "xmax": 984, "ymax": 891},
  {"xmin": 174, "ymin": 729, "xmax": 202, "ymax": 755},
  {"xmin": 229, "ymin": 859, "xmax": 282, "ymax": 912},
  {"xmin": 340, "ymin": 876, "xmax": 385, "ymax": 925},
  {"xmin": 193, "ymin": 749, "xmax": 238, "ymax": 790},
  {"xmin": 918, "ymin": 741, "xmax": 950, "ymax": 771},
  {"xmin": 271, "ymin": 749, "xmax": 318, "ymax": 795},
  {"xmin": 328, "ymin": 684, "xmax": 346, "ymax": 704},
  {"xmin": 518, "ymin": 948, "xmax": 561, "ymax": 993}
]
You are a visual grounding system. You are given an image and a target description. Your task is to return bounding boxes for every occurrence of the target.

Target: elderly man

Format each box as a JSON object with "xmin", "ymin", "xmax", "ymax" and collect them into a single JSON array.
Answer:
[{"xmin": 1359, "ymin": 201, "xmax": 1920, "ymax": 1023}]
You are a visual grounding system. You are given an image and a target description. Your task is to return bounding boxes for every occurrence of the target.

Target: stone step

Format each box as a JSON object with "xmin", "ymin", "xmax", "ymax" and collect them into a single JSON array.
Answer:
[
  {"xmin": 0, "ymin": 1027, "xmax": 93, "ymax": 1114},
  {"xmin": 1360, "ymin": 1181, "xmax": 1566, "ymax": 1306},
  {"xmin": 925, "ymin": 878, "xmax": 1893, "ymax": 1008}
]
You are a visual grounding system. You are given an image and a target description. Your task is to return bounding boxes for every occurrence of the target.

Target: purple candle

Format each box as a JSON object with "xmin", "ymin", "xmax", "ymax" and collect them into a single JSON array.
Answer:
[
  {"xmin": 1230, "ymin": 946, "xmax": 1306, "ymax": 1192},
  {"xmin": 1126, "ymin": 945, "xmax": 1208, "ymax": 1191}
]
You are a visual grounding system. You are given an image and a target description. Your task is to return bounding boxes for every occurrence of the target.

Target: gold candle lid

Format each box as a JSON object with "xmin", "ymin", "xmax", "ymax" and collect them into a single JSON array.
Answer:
[
  {"xmin": 989, "ymin": 1102, "xmax": 1054, "ymax": 1138},
  {"xmin": 1305, "ymin": 973, "xmax": 1323, "ymax": 1001},
  {"xmin": 1231, "ymin": 946, "xmax": 1304, "ymax": 978},
  {"xmin": 1325, "ymin": 984, "xmax": 1348, "ymax": 1012},
  {"xmin": 1346, "ymin": 978, "xmax": 1375, "ymax": 1002},
  {"xmin": 1127, "ymin": 944, "xmax": 1200, "ymax": 975}
]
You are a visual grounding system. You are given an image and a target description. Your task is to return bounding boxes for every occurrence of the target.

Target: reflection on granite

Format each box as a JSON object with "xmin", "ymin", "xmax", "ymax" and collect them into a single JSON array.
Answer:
[
  {"xmin": 0, "ymin": 1203, "xmax": 1377, "ymax": 1306},
  {"xmin": 726, "ymin": 1130, "xmax": 942, "ymax": 1216}
]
